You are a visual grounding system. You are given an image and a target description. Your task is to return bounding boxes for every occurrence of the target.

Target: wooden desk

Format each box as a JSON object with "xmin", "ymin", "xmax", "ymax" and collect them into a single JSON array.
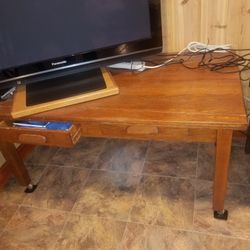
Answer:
[{"xmin": 0, "ymin": 64, "xmax": 248, "ymax": 219}]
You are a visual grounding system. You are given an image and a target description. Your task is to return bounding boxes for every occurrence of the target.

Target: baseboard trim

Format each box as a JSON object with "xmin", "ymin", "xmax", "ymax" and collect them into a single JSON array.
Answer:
[{"xmin": 0, "ymin": 144, "xmax": 35, "ymax": 188}]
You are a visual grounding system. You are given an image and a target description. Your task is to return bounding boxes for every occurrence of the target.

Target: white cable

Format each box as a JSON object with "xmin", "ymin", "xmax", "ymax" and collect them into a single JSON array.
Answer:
[
  {"xmin": 186, "ymin": 41, "xmax": 231, "ymax": 53},
  {"xmin": 142, "ymin": 58, "xmax": 171, "ymax": 69},
  {"xmin": 245, "ymin": 96, "xmax": 250, "ymax": 102},
  {"xmin": 143, "ymin": 41, "xmax": 232, "ymax": 70},
  {"xmin": 143, "ymin": 46, "xmax": 188, "ymax": 69}
]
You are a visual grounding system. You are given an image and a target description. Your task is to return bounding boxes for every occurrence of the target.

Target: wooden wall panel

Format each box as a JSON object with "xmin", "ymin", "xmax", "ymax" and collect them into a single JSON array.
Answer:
[
  {"xmin": 163, "ymin": 0, "xmax": 201, "ymax": 52},
  {"xmin": 162, "ymin": 0, "xmax": 250, "ymax": 52},
  {"xmin": 234, "ymin": 0, "xmax": 250, "ymax": 48},
  {"xmin": 200, "ymin": 0, "xmax": 229, "ymax": 44}
]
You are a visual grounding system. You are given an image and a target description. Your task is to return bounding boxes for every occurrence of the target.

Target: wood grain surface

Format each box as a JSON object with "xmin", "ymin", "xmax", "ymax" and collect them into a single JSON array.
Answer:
[
  {"xmin": 20, "ymin": 64, "xmax": 247, "ymax": 130},
  {"xmin": 162, "ymin": 0, "xmax": 250, "ymax": 52}
]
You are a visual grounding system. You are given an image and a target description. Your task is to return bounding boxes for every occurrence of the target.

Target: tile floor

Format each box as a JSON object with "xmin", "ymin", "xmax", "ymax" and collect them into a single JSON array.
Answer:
[{"xmin": 0, "ymin": 138, "xmax": 250, "ymax": 249}]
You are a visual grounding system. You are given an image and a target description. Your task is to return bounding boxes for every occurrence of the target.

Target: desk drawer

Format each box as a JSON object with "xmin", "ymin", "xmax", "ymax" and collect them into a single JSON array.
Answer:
[
  {"xmin": 81, "ymin": 122, "xmax": 216, "ymax": 142},
  {"xmin": 0, "ymin": 121, "xmax": 81, "ymax": 147}
]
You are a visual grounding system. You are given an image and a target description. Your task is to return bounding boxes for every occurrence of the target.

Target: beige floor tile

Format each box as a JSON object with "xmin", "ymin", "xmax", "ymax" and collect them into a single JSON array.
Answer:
[
  {"xmin": 228, "ymin": 146, "xmax": 250, "ymax": 185},
  {"xmin": 197, "ymin": 143, "xmax": 215, "ymax": 181},
  {"xmin": 73, "ymin": 170, "xmax": 139, "ymax": 221},
  {"xmin": 0, "ymin": 163, "xmax": 48, "ymax": 205},
  {"xmin": 55, "ymin": 214, "xmax": 126, "ymax": 250},
  {"xmin": 194, "ymin": 180, "xmax": 250, "ymax": 239},
  {"xmin": 232, "ymin": 136, "xmax": 247, "ymax": 147},
  {"xmin": 23, "ymin": 166, "xmax": 89, "ymax": 211},
  {"xmin": 197, "ymin": 143, "xmax": 250, "ymax": 185},
  {"xmin": 25, "ymin": 163, "xmax": 48, "ymax": 184},
  {"xmin": 120, "ymin": 223, "xmax": 250, "ymax": 250},
  {"xmin": 130, "ymin": 175, "xmax": 195, "ymax": 229},
  {"xmin": 143, "ymin": 142, "xmax": 198, "ymax": 178},
  {"xmin": 0, "ymin": 206, "xmax": 67, "ymax": 250},
  {"xmin": 94, "ymin": 139, "xmax": 148, "ymax": 174},
  {"xmin": 50, "ymin": 138, "xmax": 106, "ymax": 168},
  {"xmin": 25, "ymin": 146, "xmax": 59, "ymax": 166},
  {"xmin": 0, "ymin": 178, "xmax": 27, "ymax": 205},
  {"xmin": 0, "ymin": 203, "xmax": 18, "ymax": 234},
  {"xmin": 2, "ymin": 139, "xmax": 250, "ymax": 249}
]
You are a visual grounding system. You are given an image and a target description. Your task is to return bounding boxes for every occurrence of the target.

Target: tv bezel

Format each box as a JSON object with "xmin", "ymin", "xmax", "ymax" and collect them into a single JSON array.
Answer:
[{"xmin": 0, "ymin": 0, "xmax": 162, "ymax": 86}]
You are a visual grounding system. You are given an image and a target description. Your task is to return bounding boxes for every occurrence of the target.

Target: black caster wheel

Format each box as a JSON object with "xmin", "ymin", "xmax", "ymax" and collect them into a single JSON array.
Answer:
[
  {"xmin": 214, "ymin": 210, "xmax": 228, "ymax": 220},
  {"xmin": 24, "ymin": 183, "xmax": 38, "ymax": 193}
]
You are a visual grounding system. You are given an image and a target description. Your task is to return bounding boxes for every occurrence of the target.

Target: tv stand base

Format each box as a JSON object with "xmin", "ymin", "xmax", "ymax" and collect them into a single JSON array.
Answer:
[{"xmin": 11, "ymin": 68, "xmax": 119, "ymax": 118}]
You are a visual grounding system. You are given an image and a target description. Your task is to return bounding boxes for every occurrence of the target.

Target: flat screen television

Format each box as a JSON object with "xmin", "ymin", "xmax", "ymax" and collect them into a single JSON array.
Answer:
[{"xmin": 0, "ymin": 0, "xmax": 162, "ymax": 104}]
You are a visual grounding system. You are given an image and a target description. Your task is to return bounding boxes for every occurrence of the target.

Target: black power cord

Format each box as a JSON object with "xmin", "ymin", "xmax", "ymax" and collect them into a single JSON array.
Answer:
[{"xmin": 144, "ymin": 48, "xmax": 250, "ymax": 84}]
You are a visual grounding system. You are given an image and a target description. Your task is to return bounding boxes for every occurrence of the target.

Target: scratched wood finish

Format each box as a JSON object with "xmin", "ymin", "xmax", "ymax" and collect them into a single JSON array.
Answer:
[{"xmin": 162, "ymin": 0, "xmax": 250, "ymax": 52}]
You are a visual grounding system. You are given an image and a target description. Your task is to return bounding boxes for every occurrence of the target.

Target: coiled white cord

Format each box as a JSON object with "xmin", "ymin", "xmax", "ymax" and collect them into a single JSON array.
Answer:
[
  {"xmin": 186, "ymin": 41, "xmax": 231, "ymax": 53},
  {"xmin": 245, "ymin": 96, "xmax": 250, "ymax": 102},
  {"xmin": 143, "ymin": 41, "xmax": 231, "ymax": 69}
]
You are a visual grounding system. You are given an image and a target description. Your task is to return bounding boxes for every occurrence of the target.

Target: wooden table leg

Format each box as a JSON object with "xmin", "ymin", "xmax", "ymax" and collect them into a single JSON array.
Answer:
[
  {"xmin": 0, "ymin": 141, "xmax": 37, "ymax": 192},
  {"xmin": 245, "ymin": 124, "xmax": 250, "ymax": 154},
  {"xmin": 213, "ymin": 129, "xmax": 233, "ymax": 220}
]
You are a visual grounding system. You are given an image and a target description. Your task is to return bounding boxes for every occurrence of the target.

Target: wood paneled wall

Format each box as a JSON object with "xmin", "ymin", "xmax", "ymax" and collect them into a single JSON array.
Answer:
[{"xmin": 162, "ymin": 0, "xmax": 250, "ymax": 52}]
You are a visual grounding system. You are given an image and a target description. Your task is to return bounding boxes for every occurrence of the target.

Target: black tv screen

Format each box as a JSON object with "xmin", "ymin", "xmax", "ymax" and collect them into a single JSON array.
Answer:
[{"xmin": 0, "ymin": 0, "xmax": 162, "ymax": 85}]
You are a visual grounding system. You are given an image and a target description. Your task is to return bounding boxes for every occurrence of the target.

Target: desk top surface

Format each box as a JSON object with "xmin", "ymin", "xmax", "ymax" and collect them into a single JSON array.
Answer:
[{"xmin": 0, "ymin": 64, "xmax": 248, "ymax": 130}]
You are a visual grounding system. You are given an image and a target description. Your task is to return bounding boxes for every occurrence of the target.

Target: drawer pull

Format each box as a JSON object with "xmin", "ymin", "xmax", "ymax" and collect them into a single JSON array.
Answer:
[
  {"xmin": 18, "ymin": 134, "xmax": 47, "ymax": 144},
  {"xmin": 127, "ymin": 125, "xmax": 158, "ymax": 135}
]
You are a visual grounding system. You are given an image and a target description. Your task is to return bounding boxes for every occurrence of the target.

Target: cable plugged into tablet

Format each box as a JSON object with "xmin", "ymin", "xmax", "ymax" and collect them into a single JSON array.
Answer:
[{"xmin": 0, "ymin": 86, "xmax": 16, "ymax": 101}]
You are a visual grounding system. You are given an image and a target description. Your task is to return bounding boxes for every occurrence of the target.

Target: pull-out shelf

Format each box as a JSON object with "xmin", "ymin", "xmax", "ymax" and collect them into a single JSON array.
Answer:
[{"xmin": 0, "ymin": 121, "xmax": 81, "ymax": 147}]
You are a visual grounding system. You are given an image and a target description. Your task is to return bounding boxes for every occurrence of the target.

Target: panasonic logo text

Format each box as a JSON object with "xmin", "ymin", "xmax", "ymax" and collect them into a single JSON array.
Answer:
[{"xmin": 51, "ymin": 60, "xmax": 67, "ymax": 66}]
